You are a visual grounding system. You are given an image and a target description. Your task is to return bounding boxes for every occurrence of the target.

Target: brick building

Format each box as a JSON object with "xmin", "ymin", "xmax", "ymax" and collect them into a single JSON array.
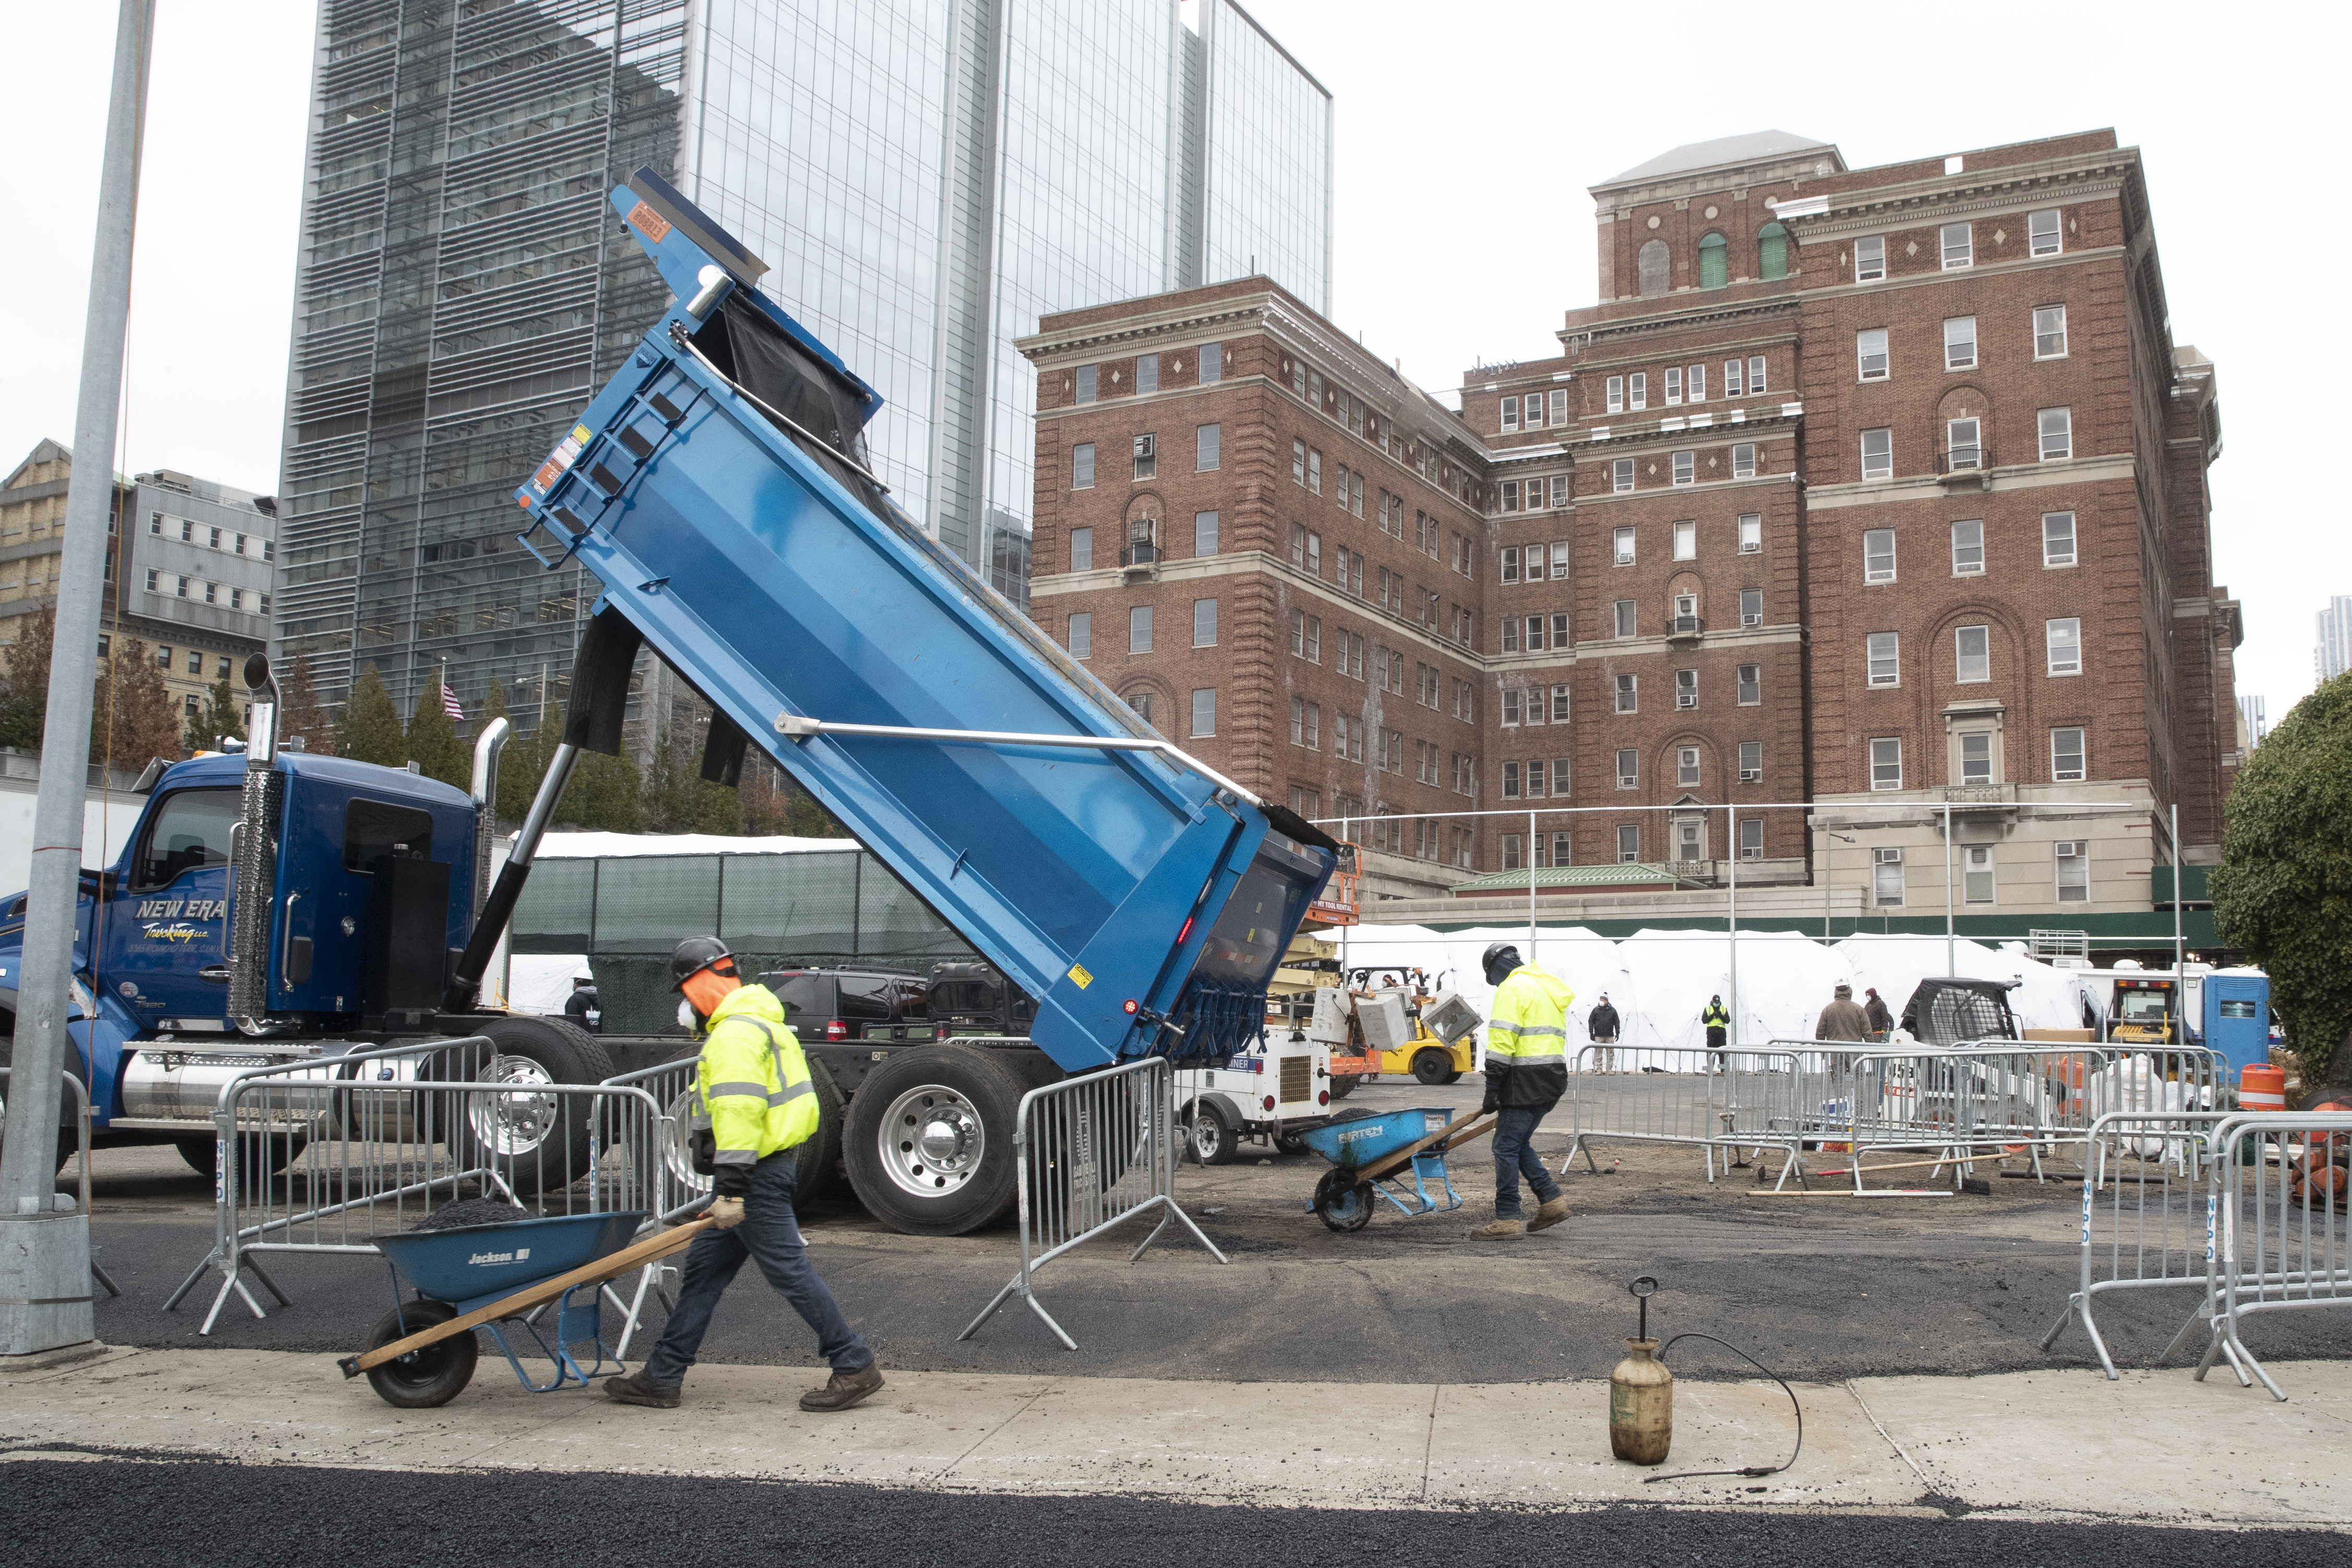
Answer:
[{"xmin": 1022, "ymin": 128, "xmax": 2237, "ymax": 933}]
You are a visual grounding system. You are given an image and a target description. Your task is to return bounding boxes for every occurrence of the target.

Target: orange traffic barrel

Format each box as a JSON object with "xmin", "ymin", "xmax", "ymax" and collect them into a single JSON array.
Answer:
[{"xmin": 2240, "ymin": 1064, "xmax": 2286, "ymax": 1113}]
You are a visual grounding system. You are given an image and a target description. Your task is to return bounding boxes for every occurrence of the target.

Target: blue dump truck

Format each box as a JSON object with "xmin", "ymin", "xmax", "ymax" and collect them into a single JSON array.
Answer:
[{"xmin": 0, "ymin": 170, "xmax": 1334, "ymax": 1236}]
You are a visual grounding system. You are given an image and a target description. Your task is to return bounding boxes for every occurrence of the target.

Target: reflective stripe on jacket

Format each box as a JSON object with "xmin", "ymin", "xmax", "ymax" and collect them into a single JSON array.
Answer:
[
  {"xmin": 1701, "ymin": 1003, "xmax": 1730, "ymax": 1031},
  {"xmin": 693, "ymin": 983, "xmax": 820, "ymax": 1166},
  {"xmin": 1487, "ymin": 963, "xmax": 1575, "ymax": 1109}
]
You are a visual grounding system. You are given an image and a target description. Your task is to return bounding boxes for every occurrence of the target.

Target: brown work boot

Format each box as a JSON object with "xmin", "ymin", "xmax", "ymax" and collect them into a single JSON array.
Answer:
[
  {"xmin": 799, "ymin": 1360, "xmax": 885, "ymax": 1412},
  {"xmin": 603, "ymin": 1371, "xmax": 681, "ymax": 1408},
  {"xmin": 1468, "ymin": 1217, "xmax": 1523, "ymax": 1241},
  {"xmin": 1526, "ymin": 1196, "xmax": 1571, "ymax": 1232}
]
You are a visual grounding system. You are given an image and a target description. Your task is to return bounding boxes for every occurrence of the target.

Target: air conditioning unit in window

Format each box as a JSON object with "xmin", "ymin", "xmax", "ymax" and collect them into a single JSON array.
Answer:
[
  {"xmin": 1132, "ymin": 433, "xmax": 1155, "ymax": 461},
  {"xmin": 1676, "ymin": 692, "xmax": 1697, "ymax": 710},
  {"xmin": 1740, "ymin": 766, "xmax": 1762, "ymax": 783},
  {"xmin": 1742, "ymin": 610, "xmax": 1762, "ymax": 627}
]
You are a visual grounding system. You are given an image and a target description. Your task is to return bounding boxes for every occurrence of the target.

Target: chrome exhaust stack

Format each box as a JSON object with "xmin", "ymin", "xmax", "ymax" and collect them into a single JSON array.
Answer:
[{"xmin": 228, "ymin": 654, "xmax": 284, "ymax": 1035}]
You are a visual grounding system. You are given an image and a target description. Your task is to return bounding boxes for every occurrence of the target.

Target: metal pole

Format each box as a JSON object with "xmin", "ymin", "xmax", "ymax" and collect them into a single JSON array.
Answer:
[
  {"xmin": 1943, "ymin": 803, "xmax": 1956, "ymax": 977},
  {"xmin": 2171, "ymin": 803, "xmax": 2184, "ymax": 1043},
  {"xmin": 1726, "ymin": 805, "xmax": 1737, "ymax": 1044},
  {"xmin": 1, "ymin": 0, "xmax": 153, "ymax": 1356},
  {"xmin": 1339, "ymin": 815, "xmax": 1350, "ymax": 976},
  {"xmin": 1527, "ymin": 809, "xmax": 1537, "ymax": 961},
  {"xmin": 1822, "ymin": 819, "xmax": 1832, "ymax": 941}
]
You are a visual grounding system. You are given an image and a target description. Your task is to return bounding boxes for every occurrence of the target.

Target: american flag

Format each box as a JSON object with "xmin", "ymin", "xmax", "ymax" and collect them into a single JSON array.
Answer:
[{"xmin": 441, "ymin": 671, "xmax": 465, "ymax": 723}]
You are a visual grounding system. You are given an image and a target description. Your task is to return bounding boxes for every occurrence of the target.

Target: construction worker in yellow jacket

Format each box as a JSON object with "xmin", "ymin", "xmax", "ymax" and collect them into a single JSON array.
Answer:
[
  {"xmin": 1471, "ymin": 942, "xmax": 1573, "ymax": 1240},
  {"xmin": 604, "ymin": 937, "xmax": 882, "ymax": 1413}
]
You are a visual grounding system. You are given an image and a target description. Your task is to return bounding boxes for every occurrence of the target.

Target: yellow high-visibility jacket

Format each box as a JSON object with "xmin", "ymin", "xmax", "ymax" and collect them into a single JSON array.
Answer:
[
  {"xmin": 693, "ymin": 984, "xmax": 819, "ymax": 1192},
  {"xmin": 1486, "ymin": 963, "xmax": 1574, "ymax": 1108}
]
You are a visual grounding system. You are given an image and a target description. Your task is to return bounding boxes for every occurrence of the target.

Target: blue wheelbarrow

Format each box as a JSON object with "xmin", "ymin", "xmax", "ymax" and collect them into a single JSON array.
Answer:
[
  {"xmin": 1299, "ymin": 1107, "xmax": 1498, "ymax": 1232},
  {"xmin": 338, "ymin": 1211, "xmax": 715, "ymax": 1407}
]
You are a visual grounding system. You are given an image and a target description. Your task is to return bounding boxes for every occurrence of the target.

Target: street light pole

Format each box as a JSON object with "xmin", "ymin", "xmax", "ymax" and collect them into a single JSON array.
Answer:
[
  {"xmin": 1943, "ymin": 803, "xmax": 1956, "ymax": 978},
  {"xmin": 0, "ymin": 0, "xmax": 155, "ymax": 1357}
]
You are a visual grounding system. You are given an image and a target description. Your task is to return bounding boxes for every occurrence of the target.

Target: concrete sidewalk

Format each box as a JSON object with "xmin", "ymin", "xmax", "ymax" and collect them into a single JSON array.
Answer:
[{"xmin": 3, "ymin": 1344, "xmax": 2346, "ymax": 1525}]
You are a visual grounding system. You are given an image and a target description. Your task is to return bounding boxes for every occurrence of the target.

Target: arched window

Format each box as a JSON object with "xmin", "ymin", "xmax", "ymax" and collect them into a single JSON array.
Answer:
[
  {"xmin": 1757, "ymin": 222, "xmax": 1789, "ymax": 281},
  {"xmin": 1637, "ymin": 239, "xmax": 1670, "ymax": 297},
  {"xmin": 1698, "ymin": 232, "xmax": 1727, "ymax": 289}
]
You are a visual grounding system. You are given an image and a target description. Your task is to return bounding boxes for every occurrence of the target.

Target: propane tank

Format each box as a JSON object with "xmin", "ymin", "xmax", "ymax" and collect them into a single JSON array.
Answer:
[{"xmin": 1610, "ymin": 1276, "xmax": 1674, "ymax": 1465}]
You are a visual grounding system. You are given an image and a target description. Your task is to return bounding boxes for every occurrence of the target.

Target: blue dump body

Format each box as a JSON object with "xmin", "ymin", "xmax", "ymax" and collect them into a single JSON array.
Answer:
[{"xmin": 512, "ymin": 173, "xmax": 1332, "ymax": 1072}]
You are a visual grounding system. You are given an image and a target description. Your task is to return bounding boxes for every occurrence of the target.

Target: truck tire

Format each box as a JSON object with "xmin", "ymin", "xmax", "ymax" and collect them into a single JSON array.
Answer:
[
  {"xmin": 361, "ymin": 1299, "xmax": 478, "ymax": 1409},
  {"xmin": 176, "ymin": 1132, "xmax": 310, "ymax": 1180},
  {"xmin": 450, "ymin": 1016, "xmax": 615, "ymax": 1192},
  {"xmin": 1330, "ymin": 1073, "xmax": 1362, "ymax": 1100},
  {"xmin": 794, "ymin": 1056, "xmax": 846, "ymax": 1202},
  {"xmin": 1411, "ymin": 1048, "xmax": 1452, "ymax": 1087},
  {"xmin": 844, "ymin": 1043, "xmax": 1025, "ymax": 1236},
  {"xmin": 1181, "ymin": 1099, "xmax": 1240, "ymax": 1165}
]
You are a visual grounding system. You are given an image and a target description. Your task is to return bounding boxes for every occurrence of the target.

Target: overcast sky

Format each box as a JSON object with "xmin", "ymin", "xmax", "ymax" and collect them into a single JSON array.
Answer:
[{"xmin": 3, "ymin": 0, "xmax": 2343, "ymax": 715}]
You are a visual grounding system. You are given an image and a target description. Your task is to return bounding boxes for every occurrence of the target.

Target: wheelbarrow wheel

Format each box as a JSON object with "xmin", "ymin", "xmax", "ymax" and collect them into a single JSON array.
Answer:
[
  {"xmin": 1313, "ymin": 1167, "xmax": 1375, "ymax": 1233},
  {"xmin": 362, "ymin": 1299, "xmax": 478, "ymax": 1409}
]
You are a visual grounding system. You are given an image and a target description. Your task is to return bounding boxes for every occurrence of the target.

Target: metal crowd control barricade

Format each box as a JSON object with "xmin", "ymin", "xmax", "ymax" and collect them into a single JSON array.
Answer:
[
  {"xmin": 960, "ymin": 1056, "xmax": 1225, "ymax": 1350},
  {"xmin": 165, "ymin": 1035, "xmax": 665, "ymax": 1335},
  {"xmin": 0, "ymin": 1067, "xmax": 119, "ymax": 1300},
  {"xmin": 2040, "ymin": 1109, "xmax": 2233, "ymax": 1378},
  {"xmin": 598, "ymin": 1052, "xmax": 710, "ymax": 1358},
  {"xmin": 1561, "ymin": 1046, "xmax": 1821, "ymax": 1190},
  {"xmin": 1822, "ymin": 1045, "xmax": 2117, "ymax": 1187},
  {"xmin": 2195, "ymin": 1111, "xmax": 2352, "ymax": 1401}
]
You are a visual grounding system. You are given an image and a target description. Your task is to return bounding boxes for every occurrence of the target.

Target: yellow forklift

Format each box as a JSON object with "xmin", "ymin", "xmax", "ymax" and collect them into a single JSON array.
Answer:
[{"xmin": 1345, "ymin": 966, "xmax": 1478, "ymax": 1085}]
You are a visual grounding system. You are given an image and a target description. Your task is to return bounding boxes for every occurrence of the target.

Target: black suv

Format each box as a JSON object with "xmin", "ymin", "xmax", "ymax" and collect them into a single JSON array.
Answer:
[{"xmin": 760, "ymin": 968, "xmax": 935, "ymax": 1044}]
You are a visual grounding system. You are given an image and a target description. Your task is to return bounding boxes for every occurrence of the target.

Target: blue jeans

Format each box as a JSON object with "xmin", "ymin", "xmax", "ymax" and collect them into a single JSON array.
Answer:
[
  {"xmin": 1492, "ymin": 1107, "xmax": 1561, "ymax": 1220},
  {"xmin": 642, "ymin": 1150, "xmax": 871, "ymax": 1384}
]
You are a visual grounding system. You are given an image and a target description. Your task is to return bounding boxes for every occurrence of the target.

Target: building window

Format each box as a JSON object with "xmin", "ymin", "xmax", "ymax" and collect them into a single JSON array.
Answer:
[
  {"xmin": 1550, "ymin": 828, "xmax": 1572, "ymax": 866},
  {"xmin": 1941, "ymin": 222, "xmax": 1972, "ymax": 270},
  {"xmin": 1963, "ymin": 845, "xmax": 1995, "ymax": 904},
  {"xmin": 1861, "ymin": 428, "xmax": 1893, "ymax": 480},
  {"xmin": 2038, "ymin": 407, "xmax": 2072, "ymax": 461},
  {"xmin": 1945, "ymin": 417, "xmax": 1981, "ymax": 471},
  {"xmin": 1129, "ymin": 605, "xmax": 1153, "ymax": 654},
  {"xmin": 1615, "ymin": 673, "xmax": 1638, "ymax": 713},
  {"xmin": 1739, "ymin": 740, "xmax": 1762, "ymax": 781},
  {"xmin": 1068, "ymin": 527, "xmax": 1094, "ymax": 572},
  {"xmin": 1951, "ymin": 519, "xmax": 1984, "ymax": 575},
  {"xmin": 1500, "ymin": 545, "xmax": 1520, "ymax": 583},
  {"xmin": 1501, "ymin": 688, "xmax": 1522, "ymax": 726},
  {"xmin": 1944, "ymin": 315, "xmax": 1977, "ymax": 370},
  {"xmin": 1193, "ymin": 598, "xmax": 1218, "ymax": 648},
  {"xmin": 1614, "ymin": 525, "xmax": 1635, "ymax": 565},
  {"xmin": 148, "ymin": 512, "xmax": 162, "ymax": 535},
  {"xmin": 1629, "ymin": 372, "xmax": 1647, "ymax": 410},
  {"xmin": 1738, "ymin": 513, "xmax": 1761, "ymax": 553},
  {"xmin": 1500, "ymin": 481, "xmax": 1520, "ymax": 514},
  {"xmin": 1723, "ymin": 359, "xmax": 1743, "ymax": 399},
  {"xmin": 184, "ymin": 693, "xmax": 200, "ymax": 718},
  {"xmin": 2046, "ymin": 617, "xmax": 2082, "ymax": 676},
  {"xmin": 1549, "ymin": 541, "xmax": 1570, "ymax": 579},
  {"xmin": 1617, "ymin": 822, "xmax": 1641, "ymax": 861},
  {"xmin": 1307, "ymin": 449, "xmax": 1321, "ymax": 493},
  {"xmin": 1689, "ymin": 363, "xmax": 1706, "ymax": 402},
  {"xmin": 1500, "ymin": 396, "xmax": 1519, "ymax": 433},
  {"xmin": 1863, "ymin": 529, "xmax": 1896, "ymax": 584},
  {"xmin": 1740, "ymin": 590, "xmax": 1762, "ymax": 628},
  {"xmin": 1665, "ymin": 368, "xmax": 1683, "ymax": 406},
  {"xmin": 1870, "ymin": 737, "xmax": 1902, "ymax": 791},
  {"xmin": 1748, "ymin": 356, "xmax": 1768, "ymax": 395},
  {"xmin": 1195, "ymin": 510, "xmax": 1219, "ymax": 555},
  {"xmin": 1854, "ymin": 235, "xmax": 1886, "ymax": 282},
  {"xmin": 1076, "ymin": 364, "xmax": 1097, "ymax": 403},
  {"xmin": 1613, "ymin": 458, "xmax": 1635, "ymax": 493},
  {"xmin": 1638, "ymin": 238, "xmax": 1671, "ymax": 297},
  {"xmin": 1550, "ymin": 390, "xmax": 1570, "ymax": 427},
  {"xmin": 1867, "ymin": 631, "xmax": 1900, "ymax": 687},
  {"xmin": 2051, "ymin": 725, "xmax": 2087, "ymax": 782},
  {"xmin": 1677, "ymin": 745, "xmax": 1701, "ymax": 786},
  {"xmin": 1757, "ymin": 221, "xmax": 1789, "ymax": 279},
  {"xmin": 1671, "ymin": 451, "xmax": 1694, "ymax": 486},
  {"xmin": 1549, "ymin": 476, "xmax": 1570, "ymax": 511},
  {"xmin": 1068, "ymin": 612, "xmax": 1092, "ymax": 659},
  {"xmin": 1739, "ymin": 819, "xmax": 1762, "ymax": 860},
  {"xmin": 1551, "ymin": 684, "xmax": 1572, "ymax": 722},
  {"xmin": 1135, "ymin": 353, "xmax": 1158, "ymax": 394},
  {"xmin": 1732, "ymin": 443, "xmax": 1755, "ymax": 479},
  {"xmin": 1874, "ymin": 847, "xmax": 1904, "ymax": 906},
  {"xmin": 1502, "ymin": 763, "xmax": 1521, "ymax": 800},
  {"xmin": 1304, "ymin": 702, "xmax": 1323, "ymax": 748},
  {"xmin": 1292, "ymin": 440, "xmax": 1306, "ymax": 484},
  {"xmin": 1190, "ymin": 688, "xmax": 1216, "ymax": 738},
  {"xmin": 1958, "ymin": 730, "xmax": 1994, "ymax": 786},
  {"xmin": 1857, "ymin": 328, "xmax": 1889, "ymax": 381},
  {"xmin": 145, "ymin": 567, "xmax": 159, "ymax": 592},
  {"xmin": 1673, "ymin": 592, "xmax": 1696, "ymax": 631},
  {"xmin": 229, "ymin": 589, "xmax": 244, "ymax": 611},
  {"xmin": 1673, "ymin": 519, "xmax": 1696, "ymax": 560},
  {"xmin": 1196, "ymin": 423, "xmax": 1220, "ymax": 471},
  {"xmin": 1198, "ymin": 342, "xmax": 1221, "ymax": 383},
  {"xmin": 2034, "ymin": 305, "xmax": 2068, "ymax": 359},
  {"xmin": 2028, "ymin": 209, "xmax": 2063, "ymax": 258},
  {"xmin": 2055, "ymin": 840, "xmax": 2089, "ymax": 902},
  {"xmin": 1676, "ymin": 669, "xmax": 1698, "ymax": 710},
  {"xmin": 187, "ymin": 649, "xmax": 202, "ymax": 674},
  {"xmin": 1308, "ymin": 531, "xmax": 1321, "ymax": 577},
  {"xmin": 1524, "ymin": 615, "xmax": 1546, "ymax": 651},
  {"xmin": 1132, "ymin": 434, "xmax": 1157, "ymax": 481},
  {"xmin": 1613, "ymin": 599, "xmax": 1635, "ymax": 638},
  {"xmin": 1955, "ymin": 625, "xmax": 1991, "ymax": 683},
  {"xmin": 2042, "ymin": 511, "xmax": 2076, "ymax": 567},
  {"xmin": 1524, "ymin": 393, "xmax": 1545, "ymax": 429},
  {"xmin": 175, "ymin": 575, "xmax": 190, "ymax": 598},
  {"xmin": 1699, "ymin": 232, "xmax": 1728, "ymax": 288},
  {"xmin": 1501, "ymin": 617, "xmax": 1519, "ymax": 654},
  {"xmin": 1617, "ymin": 751, "xmax": 1639, "ymax": 791},
  {"xmin": 1606, "ymin": 375, "xmax": 1623, "ymax": 414},
  {"xmin": 1737, "ymin": 663, "xmax": 1761, "ymax": 704}
]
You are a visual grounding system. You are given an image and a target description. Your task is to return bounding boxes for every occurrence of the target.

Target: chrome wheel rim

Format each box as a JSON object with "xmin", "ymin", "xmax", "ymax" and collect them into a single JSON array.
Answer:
[
  {"xmin": 661, "ymin": 1087, "xmax": 710, "ymax": 1192},
  {"xmin": 471, "ymin": 1055, "xmax": 559, "ymax": 1158},
  {"xmin": 878, "ymin": 1084, "xmax": 984, "ymax": 1199}
]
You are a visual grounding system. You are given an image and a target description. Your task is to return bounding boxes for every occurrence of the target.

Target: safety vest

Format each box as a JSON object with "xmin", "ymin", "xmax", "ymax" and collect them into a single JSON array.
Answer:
[
  {"xmin": 1487, "ymin": 964, "xmax": 1575, "ymax": 1067},
  {"xmin": 693, "ymin": 984, "xmax": 820, "ymax": 1166},
  {"xmin": 1702, "ymin": 1002, "xmax": 1730, "ymax": 1030}
]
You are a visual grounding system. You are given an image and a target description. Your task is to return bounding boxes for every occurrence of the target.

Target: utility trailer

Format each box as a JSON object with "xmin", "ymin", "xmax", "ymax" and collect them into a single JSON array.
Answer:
[{"xmin": 0, "ymin": 171, "xmax": 1334, "ymax": 1238}]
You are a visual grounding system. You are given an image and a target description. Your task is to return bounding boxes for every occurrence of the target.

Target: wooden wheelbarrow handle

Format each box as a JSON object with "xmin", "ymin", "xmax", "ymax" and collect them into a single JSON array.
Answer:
[
  {"xmin": 1353, "ymin": 1111, "xmax": 1501, "ymax": 1186},
  {"xmin": 341, "ymin": 1215, "xmax": 719, "ymax": 1377}
]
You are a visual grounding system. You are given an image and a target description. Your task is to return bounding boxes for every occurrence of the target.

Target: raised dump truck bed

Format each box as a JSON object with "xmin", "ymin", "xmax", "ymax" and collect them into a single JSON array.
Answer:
[{"xmin": 510, "ymin": 169, "xmax": 1333, "ymax": 1079}]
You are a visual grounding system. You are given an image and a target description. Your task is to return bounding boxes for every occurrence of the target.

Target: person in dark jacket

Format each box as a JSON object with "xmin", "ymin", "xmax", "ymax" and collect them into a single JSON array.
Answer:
[
  {"xmin": 1862, "ymin": 986, "xmax": 1893, "ymax": 1041},
  {"xmin": 1587, "ymin": 995, "xmax": 1621, "ymax": 1073},
  {"xmin": 563, "ymin": 975, "xmax": 602, "ymax": 1034},
  {"xmin": 1700, "ymin": 994, "xmax": 1730, "ymax": 1072}
]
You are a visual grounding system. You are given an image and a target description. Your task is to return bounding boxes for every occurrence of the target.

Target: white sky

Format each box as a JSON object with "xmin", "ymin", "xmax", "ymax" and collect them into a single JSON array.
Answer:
[{"xmin": 2, "ymin": 0, "xmax": 2343, "ymax": 714}]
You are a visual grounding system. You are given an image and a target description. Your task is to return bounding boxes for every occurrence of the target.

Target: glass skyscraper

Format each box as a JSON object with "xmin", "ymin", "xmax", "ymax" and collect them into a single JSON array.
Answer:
[{"xmin": 276, "ymin": 0, "xmax": 1329, "ymax": 721}]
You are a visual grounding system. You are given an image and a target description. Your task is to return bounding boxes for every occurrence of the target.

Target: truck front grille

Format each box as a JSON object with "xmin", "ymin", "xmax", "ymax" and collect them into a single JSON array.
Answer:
[{"xmin": 1279, "ymin": 1055, "xmax": 1311, "ymax": 1105}]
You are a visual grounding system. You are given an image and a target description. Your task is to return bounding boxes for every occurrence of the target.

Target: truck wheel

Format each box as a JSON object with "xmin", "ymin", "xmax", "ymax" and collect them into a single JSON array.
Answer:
[
  {"xmin": 362, "ymin": 1299, "xmax": 478, "ymax": 1409},
  {"xmin": 844, "ymin": 1043, "xmax": 1025, "ymax": 1236},
  {"xmin": 1183, "ymin": 1099, "xmax": 1240, "ymax": 1165},
  {"xmin": 1442, "ymin": 1068, "xmax": 1465, "ymax": 1085},
  {"xmin": 1330, "ymin": 1074, "xmax": 1361, "ymax": 1100},
  {"xmin": 794, "ymin": 1056, "xmax": 846, "ymax": 1202},
  {"xmin": 1412, "ymin": 1048, "xmax": 1452, "ymax": 1087},
  {"xmin": 177, "ymin": 1132, "xmax": 311, "ymax": 1180},
  {"xmin": 451, "ymin": 1017, "xmax": 614, "ymax": 1191}
]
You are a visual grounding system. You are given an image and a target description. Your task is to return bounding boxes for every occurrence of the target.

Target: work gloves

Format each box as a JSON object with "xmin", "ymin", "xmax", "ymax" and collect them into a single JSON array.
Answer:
[
  {"xmin": 706, "ymin": 1196, "xmax": 747, "ymax": 1230},
  {"xmin": 1481, "ymin": 1066, "xmax": 1504, "ymax": 1115}
]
